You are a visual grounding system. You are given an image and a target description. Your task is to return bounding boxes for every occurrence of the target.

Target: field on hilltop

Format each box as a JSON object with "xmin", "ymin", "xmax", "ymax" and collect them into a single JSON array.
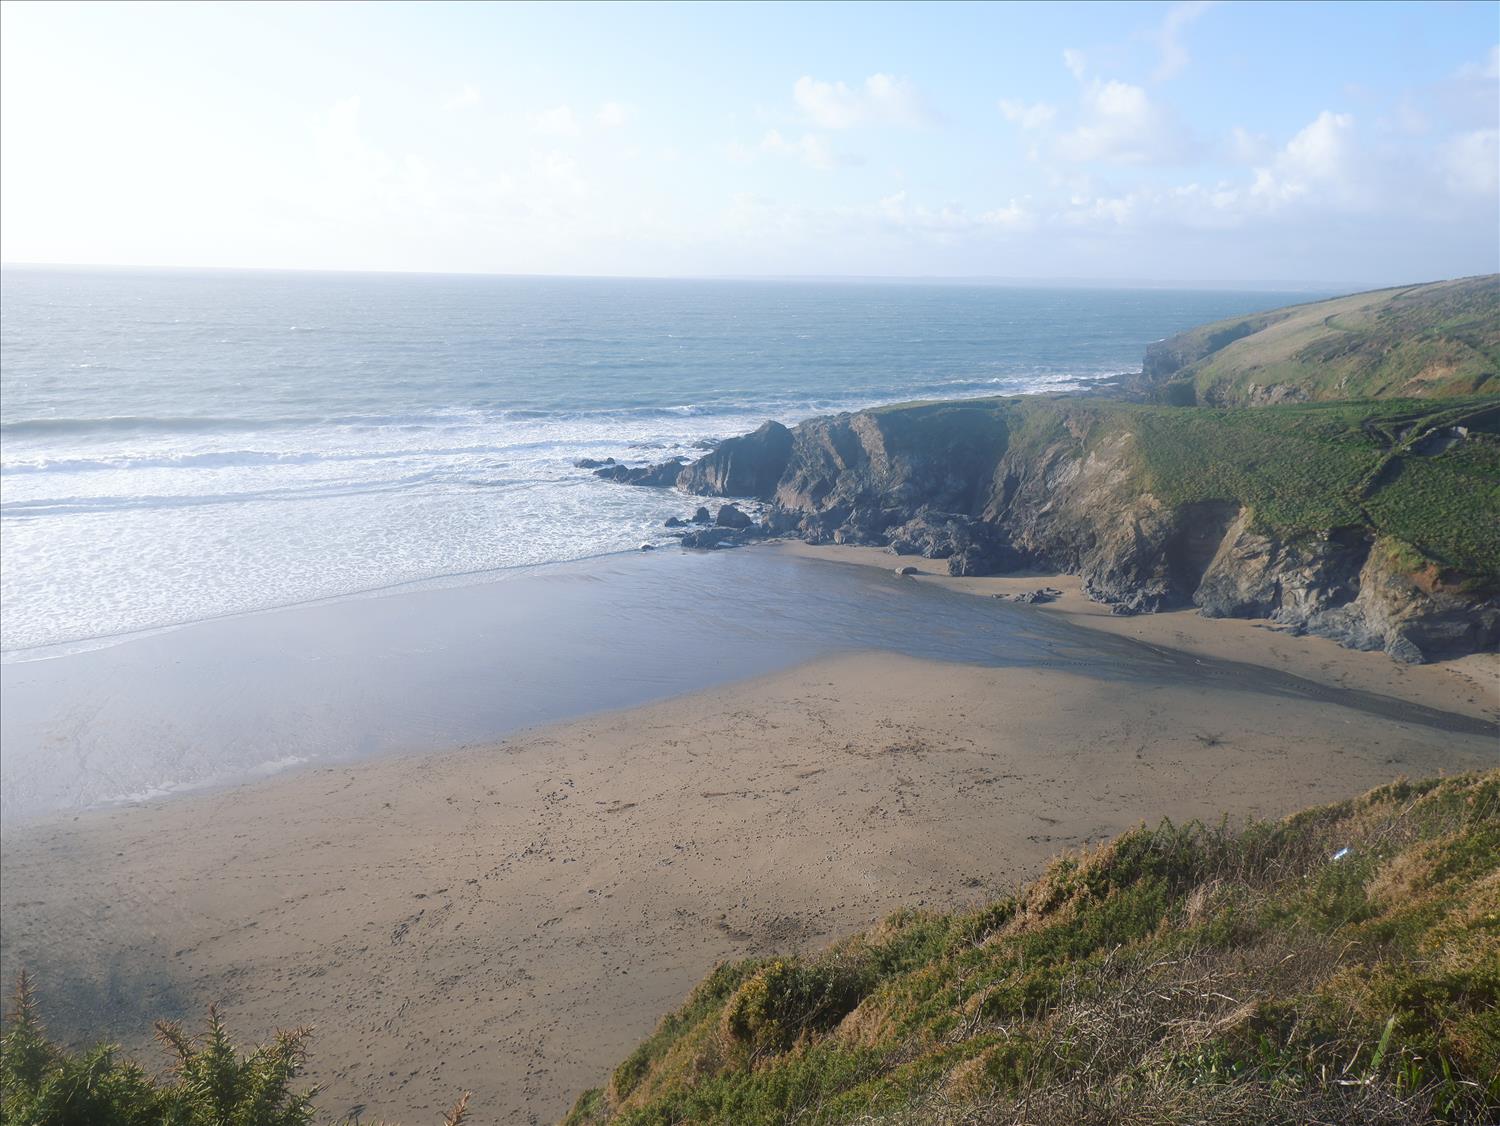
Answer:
[{"xmin": 1139, "ymin": 276, "xmax": 1499, "ymax": 406}]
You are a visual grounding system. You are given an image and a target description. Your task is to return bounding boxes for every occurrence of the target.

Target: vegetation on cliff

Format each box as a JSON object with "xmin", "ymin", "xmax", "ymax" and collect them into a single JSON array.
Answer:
[
  {"xmin": 1139, "ymin": 276, "xmax": 1499, "ymax": 406},
  {"xmin": 564, "ymin": 772, "xmax": 1500, "ymax": 1125},
  {"xmin": 985, "ymin": 394, "xmax": 1500, "ymax": 578}
]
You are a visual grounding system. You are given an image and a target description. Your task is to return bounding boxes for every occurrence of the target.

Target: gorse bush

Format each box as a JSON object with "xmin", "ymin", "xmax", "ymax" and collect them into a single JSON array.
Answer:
[
  {"xmin": 564, "ymin": 771, "xmax": 1500, "ymax": 1126},
  {"xmin": 0, "ymin": 975, "xmax": 316, "ymax": 1126},
  {"xmin": 0, "ymin": 978, "xmax": 469, "ymax": 1126}
]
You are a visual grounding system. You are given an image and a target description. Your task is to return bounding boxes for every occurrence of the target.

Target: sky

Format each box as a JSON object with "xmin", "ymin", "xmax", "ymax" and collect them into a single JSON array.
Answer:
[{"xmin": 1, "ymin": 0, "xmax": 1497, "ymax": 285}]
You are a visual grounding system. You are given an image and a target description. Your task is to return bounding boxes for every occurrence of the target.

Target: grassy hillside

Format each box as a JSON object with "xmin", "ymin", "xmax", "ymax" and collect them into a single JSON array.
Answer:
[
  {"xmin": 1142, "ymin": 277, "xmax": 1499, "ymax": 405},
  {"xmin": 564, "ymin": 772, "xmax": 1500, "ymax": 1126}
]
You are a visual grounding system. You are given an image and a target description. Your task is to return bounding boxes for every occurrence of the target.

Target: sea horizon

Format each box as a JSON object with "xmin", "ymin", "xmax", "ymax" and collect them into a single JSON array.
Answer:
[{"xmin": 2, "ymin": 259, "xmax": 1362, "ymax": 292}]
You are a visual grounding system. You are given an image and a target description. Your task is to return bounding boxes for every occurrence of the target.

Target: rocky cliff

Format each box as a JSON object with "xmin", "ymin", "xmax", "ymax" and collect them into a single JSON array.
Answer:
[{"xmin": 600, "ymin": 394, "xmax": 1500, "ymax": 663}]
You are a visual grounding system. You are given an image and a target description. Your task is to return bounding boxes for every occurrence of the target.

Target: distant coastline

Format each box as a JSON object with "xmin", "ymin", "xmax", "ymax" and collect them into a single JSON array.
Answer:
[{"xmin": 591, "ymin": 276, "xmax": 1500, "ymax": 664}]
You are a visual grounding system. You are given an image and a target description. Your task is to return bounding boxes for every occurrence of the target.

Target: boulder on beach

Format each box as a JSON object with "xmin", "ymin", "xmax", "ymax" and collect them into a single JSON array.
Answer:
[
  {"xmin": 997, "ymin": 587, "xmax": 1063, "ymax": 604},
  {"xmin": 678, "ymin": 528, "xmax": 728, "ymax": 549},
  {"xmin": 715, "ymin": 504, "xmax": 753, "ymax": 529},
  {"xmin": 894, "ymin": 565, "xmax": 919, "ymax": 576}
]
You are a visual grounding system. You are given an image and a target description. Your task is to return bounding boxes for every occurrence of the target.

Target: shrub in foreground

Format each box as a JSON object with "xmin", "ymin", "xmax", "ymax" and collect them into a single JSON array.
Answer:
[{"xmin": 0, "ymin": 977, "xmax": 469, "ymax": 1126}]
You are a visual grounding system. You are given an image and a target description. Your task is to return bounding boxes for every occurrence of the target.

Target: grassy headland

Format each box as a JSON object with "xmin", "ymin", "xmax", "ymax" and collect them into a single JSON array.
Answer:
[
  {"xmin": 1139, "ymin": 276, "xmax": 1499, "ymax": 406},
  {"xmin": 565, "ymin": 772, "xmax": 1500, "ymax": 1125}
]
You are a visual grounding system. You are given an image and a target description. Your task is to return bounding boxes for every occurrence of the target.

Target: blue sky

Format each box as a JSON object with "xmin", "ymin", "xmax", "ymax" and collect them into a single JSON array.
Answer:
[{"xmin": 2, "ymin": 0, "xmax": 1496, "ymax": 284}]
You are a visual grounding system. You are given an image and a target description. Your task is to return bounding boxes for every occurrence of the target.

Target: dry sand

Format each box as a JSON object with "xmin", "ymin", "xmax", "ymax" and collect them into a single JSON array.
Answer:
[{"xmin": 3, "ymin": 598, "xmax": 1496, "ymax": 1124}]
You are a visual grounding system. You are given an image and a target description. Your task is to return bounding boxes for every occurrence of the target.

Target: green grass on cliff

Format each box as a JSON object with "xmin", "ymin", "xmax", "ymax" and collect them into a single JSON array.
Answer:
[
  {"xmin": 564, "ymin": 772, "xmax": 1500, "ymax": 1126},
  {"xmin": 1108, "ymin": 397, "xmax": 1500, "ymax": 576},
  {"xmin": 1147, "ymin": 276, "xmax": 1499, "ymax": 405},
  {"xmin": 871, "ymin": 394, "xmax": 1500, "ymax": 579}
]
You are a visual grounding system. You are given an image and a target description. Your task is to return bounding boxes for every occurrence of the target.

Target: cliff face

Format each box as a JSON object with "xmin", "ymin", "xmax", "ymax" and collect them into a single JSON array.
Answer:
[
  {"xmin": 677, "ymin": 421, "xmax": 793, "ymax": 498},
  {"xmin": 650, "ymin": 397, "xmax": 1500, "ymax": 663}
]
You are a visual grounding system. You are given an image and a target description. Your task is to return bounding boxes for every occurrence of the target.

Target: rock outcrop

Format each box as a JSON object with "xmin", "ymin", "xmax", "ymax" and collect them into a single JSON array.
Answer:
[
  {"xmin": 714, "ymin": 503, "xmax": 754, "ymax": 529},
  {"xmin": 592, "ymin": 458, "xmax": 687, "ymax": 487},
  {"xmin": 676, "ymin": 421, "xmax": 793, "ymax": 499},
  {"xmin": 591, "ymin": 398, "xmax": 1497, "ymax": 662}
]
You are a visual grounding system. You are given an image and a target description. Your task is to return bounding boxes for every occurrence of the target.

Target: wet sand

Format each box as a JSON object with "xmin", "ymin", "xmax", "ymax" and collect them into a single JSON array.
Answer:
[
  {"xmin": 2, "ymin": 570, "xmax": 1495, "ymax": 1123},
  {"xmin": 775, "ymin": 540, "xmax": 1500, "ymax": 723}
]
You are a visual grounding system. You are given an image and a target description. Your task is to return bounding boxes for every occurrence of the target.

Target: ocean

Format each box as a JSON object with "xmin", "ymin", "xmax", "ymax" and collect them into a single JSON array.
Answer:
[{"xmin": 0, "ymin": 267, "xmax": 1312, "ymax": 656}]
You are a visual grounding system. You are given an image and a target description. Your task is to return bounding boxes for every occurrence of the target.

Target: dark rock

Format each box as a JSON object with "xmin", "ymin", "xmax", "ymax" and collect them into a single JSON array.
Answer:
[
  {"xmin": 894, "ymin": 565, "xmax": 919, "ymax": 576},
  {"xmin": 664, "ymin": 516, "xmax": 686, "ymax": 528},
  {"xmin": 831, "ymin": 506, "xmax": 897, "ymax": 546},
  {"xmin": 639, "ymin": 542, "xmax": 655, "ymax": 552},
  {"xmin": 678, "ymin": 529, "xmax": 726, "ymax": 549},
  {"xmin": 715, "ymin": 503, "xmax": 753, "ymax": 529},
  {"xmin": 1001, "ymin": 588, "xmax": 1060, "ymax": 604},
  {"xmin": 764, "ymin": 508, "xmax": 803, "ymax": 535},
  {"xmin": 884, "ymin": 509, "xmax": 1019, "ymax": 577},
  {"xmin": 573, "ymin": 457, "xmax": 616, "ymax": 469},
  {"xmin": 678, "ymin": 524, "xmax": 768, "ymax": 550},
  {"xmin": 677, "ymin": 421, "xmax": 794, "ymax": 499},
  {"xmin": 593, "ymin": 458, "xmax": 686, "ymax": 487},
  {"xmin": 691, "ymin": 506, "xmax": 713, "ymax": 524}
]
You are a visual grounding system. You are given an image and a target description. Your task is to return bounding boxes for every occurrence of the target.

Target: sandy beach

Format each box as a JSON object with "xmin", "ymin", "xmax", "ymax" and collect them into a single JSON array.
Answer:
[{"xmin": 2, "ymin": 562, "xmax": 1495, "ymax": 1123}]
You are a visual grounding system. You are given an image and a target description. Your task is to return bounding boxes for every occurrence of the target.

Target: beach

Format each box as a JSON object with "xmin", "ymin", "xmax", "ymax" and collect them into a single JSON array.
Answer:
[{"xmin": 2, "ymin": 547, "xmax": 1494, "ymax": 1124}]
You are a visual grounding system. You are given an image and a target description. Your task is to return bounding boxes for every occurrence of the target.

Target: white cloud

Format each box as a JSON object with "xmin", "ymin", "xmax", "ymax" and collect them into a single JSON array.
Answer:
[
  {"xmin": 1150, "ymin": 1, "xmax": 1220, "ymax": 81},
  {"xmin": 793, "ymin": 73, "xmax": 925, "ymax": 129},
  {"xmin": 531, "ymin": 104, "xmax": 579, "ymax": 137},
  {"xmin": 1061, "ymin": 48, "xmax": 1088, "ymax": 81},
  {"xmin": 976, "ymin": 107, "xmax": 1430, "ymax": 237},
  {"xmin": 876, "ymin": 191, "xmax": 1033, "ymax": 238},
  {"xmin": 1442, "ymin": 129, "xmax": 1500, "ymax": 196},
  {"xmin": 531, "ymin": 149, "xmax": 587, "ymax": 198},
  {"xmin": 1228, "ymin": 125, "xmax": 1271, "ymax": 164},
  {"xmin": 978, "ymin": 200, "xmax": 1033, "ymax": 230},
  {"xmin": 1455, "ymin": 44, "xmax": 1500, "ymax": 81},
  {"xmin": 443, "ymin": 84, "xmax": 480, "ymax": 111},
  {"xmin": 998, "ymin": 99, "xmax": 1056, "ymax": 130},
  {"xmin": 759, "ymin": 129, "xmax": 839, "ymax": 170},
  {"xmin": 1055, "ymin": 78, "xmax": 1190, "ymax": 163},
  {"xmin": 596, "ymin": 101, "xmax": 635, "ymax": 128},
  {"xmin": 1386, "ymin": 98, "xmax": 1430, "ymax": 136},
  {"xmin": 1275, "ymin": 110, "xmax": 1356, "ymax": 184}
]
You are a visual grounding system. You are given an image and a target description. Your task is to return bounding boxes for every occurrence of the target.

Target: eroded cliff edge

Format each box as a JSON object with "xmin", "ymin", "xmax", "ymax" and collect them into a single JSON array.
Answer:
[{"xmin": 604, "ymin": 395, "xmax": 1500, "ymax": 663}]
